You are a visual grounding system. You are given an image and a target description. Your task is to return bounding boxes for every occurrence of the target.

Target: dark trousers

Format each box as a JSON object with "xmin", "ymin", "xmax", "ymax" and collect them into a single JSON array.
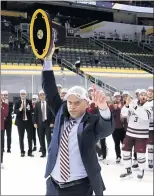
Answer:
[
  {"xmin": 96, "ymin": 138, "xmax": 107, "ymax": 159},
  {"xmin": 47, "ymin": 177, "xmax": 93, "ymax": 196},
  {"xmin": 1, "ymin": 130, "xmax": 4, "ymax": 163},
  {"xmin": 134, "ymin": 151, "xmax": 137, "ymax": 160},
  {"xmin": 4, "ymin": 119, "xmax": 12, "ymax": 150},
  {"xmin": 39, "ymin": 121, "xmax": 52, "ymax": 155},
  {"xmin": 17, "ymin": 121, "xmax": 33, "ymax": 154},
  {"xmin": 32, "ymin": 126, "xmax": 41, "ymax": 147},
  {"xmin": 112, "ymin": 128, "xmax": 125, "ymax": 159}
]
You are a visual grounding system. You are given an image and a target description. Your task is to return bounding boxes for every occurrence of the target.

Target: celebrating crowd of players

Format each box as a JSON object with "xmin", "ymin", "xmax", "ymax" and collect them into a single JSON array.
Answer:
[{"xmin": 1, "ymin": 85, "xmax": 153, "ymax": 180}]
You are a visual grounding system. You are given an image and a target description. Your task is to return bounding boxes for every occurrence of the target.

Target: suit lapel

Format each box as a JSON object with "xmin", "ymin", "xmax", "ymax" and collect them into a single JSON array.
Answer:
[
  {"xmin": 39, "ymin": 101, "xmax": 42, "ymax": 114},
  {"xmin": 77, "ymin": 112, "xmax": 89, "ymax": 153}
]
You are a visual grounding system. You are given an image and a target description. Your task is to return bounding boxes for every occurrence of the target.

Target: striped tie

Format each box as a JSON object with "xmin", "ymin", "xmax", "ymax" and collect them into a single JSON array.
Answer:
[{"xmin": 60, "ymin": 119, "xmax": 76, "ymax": 181}]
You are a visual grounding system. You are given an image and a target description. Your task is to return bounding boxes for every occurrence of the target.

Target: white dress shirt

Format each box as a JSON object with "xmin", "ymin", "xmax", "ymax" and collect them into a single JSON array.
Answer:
[{"xmin": 41, "ymin": 100, "xmax": 47, "ymax": 121}]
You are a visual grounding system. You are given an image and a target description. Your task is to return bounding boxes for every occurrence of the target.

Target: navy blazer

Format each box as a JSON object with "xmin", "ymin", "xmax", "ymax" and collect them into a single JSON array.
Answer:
[
  {"xmin": 42, "ymin": 71, "xmax": 115, "ymax": 195},
  {"xmin": 14, "ymin": 99, "xmax": 33, "ymax": 126},
  {"xmin": 33, "ymin": 101, "xmax": 55, "ymax": 127}
]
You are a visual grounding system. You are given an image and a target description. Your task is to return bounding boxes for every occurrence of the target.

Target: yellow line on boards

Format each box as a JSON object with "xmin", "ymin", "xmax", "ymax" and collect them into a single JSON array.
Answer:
[{"xmin": 1, "ymin": 65, "xmax": 147, "ymax": 74}]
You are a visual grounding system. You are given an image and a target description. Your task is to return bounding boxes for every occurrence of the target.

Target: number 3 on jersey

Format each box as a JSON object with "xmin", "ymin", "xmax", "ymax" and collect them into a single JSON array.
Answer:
[{"xmin": 134, "ymin": 117, "xmax": 138, "ymax": 122}]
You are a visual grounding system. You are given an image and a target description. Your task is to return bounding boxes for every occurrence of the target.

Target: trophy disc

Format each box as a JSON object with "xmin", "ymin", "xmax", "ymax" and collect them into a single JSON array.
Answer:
[
  {"xmin": 30, "ymin": 9, "xmax": 66, "ymax": 59},
  {"xmin": 30, "ymin": 9, "xmax": 52, "ymax": 59}
]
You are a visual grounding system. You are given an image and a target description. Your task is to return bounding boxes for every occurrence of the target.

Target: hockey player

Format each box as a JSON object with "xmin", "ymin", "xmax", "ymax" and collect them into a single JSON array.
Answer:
[
  {"xmin": 132, "ymin": 89, "xmax": 140, "ymax": 105},
  {"xmin": 122, "ymin": 91, "xmax": 138, "ymax": 168},
  {"xmin": 120, "ymin": 89, "xmax": 153, "ymax": 179},
  {"xmin": 145, "ymin": 86, "xmax": 154, "ymax": 168}
]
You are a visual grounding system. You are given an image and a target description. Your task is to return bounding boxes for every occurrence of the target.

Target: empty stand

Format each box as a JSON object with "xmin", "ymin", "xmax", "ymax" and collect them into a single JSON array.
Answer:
[
  {"xmin": 58, "ymin": 38, "xmax": 134, "ymax": 68},
  {"xmin": 1, "ymin": 37, "xmax": 135, "ymax": 69},
  {"xmin": 99, "ymin": 40, "xmax": 154, "ymax": 68},
  {"xmin": 101, "ymin": 40, "xmax": 152, "ymax": 54}
]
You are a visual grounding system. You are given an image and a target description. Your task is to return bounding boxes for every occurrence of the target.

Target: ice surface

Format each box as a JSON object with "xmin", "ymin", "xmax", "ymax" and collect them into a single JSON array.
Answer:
[{"xmin": 1, "ymin": 125, "xmax": 153, "ymax": 195}]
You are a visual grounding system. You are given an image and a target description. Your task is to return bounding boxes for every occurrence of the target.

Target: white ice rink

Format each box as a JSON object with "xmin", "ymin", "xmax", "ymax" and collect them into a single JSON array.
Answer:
[{"xmin": 1, "ymin": 125, "xmax": 153, "ymax": 195}]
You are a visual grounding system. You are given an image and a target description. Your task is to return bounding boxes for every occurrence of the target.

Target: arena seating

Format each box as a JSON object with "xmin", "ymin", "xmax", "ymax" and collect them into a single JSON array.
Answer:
[
  {"xmin": 1, "ymin": 37, "xmax": 135, "ymax": 69},
  {"xmin": 57, "ymin": 38, "xmax": 134, "ymax": 68},
  {"xmin": 1, "ymin": 47, "xmax": 41, "ymax": 65},
  {"xmin": 98, "ymin": 40, "xmax": 154, "ymax": 68}
]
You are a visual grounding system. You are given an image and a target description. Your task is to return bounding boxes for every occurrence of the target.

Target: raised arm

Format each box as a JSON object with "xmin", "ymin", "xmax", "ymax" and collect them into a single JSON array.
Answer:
[
  {"xmin": 91, "ymin": 85, "xmax": 115, "ymax": 140},
  {"xmin": 42, "ymin": 44, "xmax": 62, "ymax": 116}
]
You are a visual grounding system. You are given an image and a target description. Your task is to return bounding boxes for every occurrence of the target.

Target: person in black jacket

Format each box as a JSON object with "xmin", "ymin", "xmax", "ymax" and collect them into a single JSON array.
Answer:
[
  {"xmin": 33, "ymin": 90, "xmax": 54, "ymax": 158},
  {"xmin": 14, "ymin": 89, "xmax": 34, "ymax": 157},
  {"xmin": 2, "ymin": 90, "xmax": 13, "ymax": 153},
  {"xmin": 42, "ymin": 43, "xmax": 114, "ymax": 196},
  {"xmin": 31, "ymin": 94, "xmax": 40, "ymax": 151},
  {"xmin": 87, "ymin": 88, "xmax": 108, "ymax": 164}
]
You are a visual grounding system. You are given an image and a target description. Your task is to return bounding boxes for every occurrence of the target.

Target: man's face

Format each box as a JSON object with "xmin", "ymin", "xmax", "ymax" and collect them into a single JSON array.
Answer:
[
  {"xmin": 20, "ymin": 93, "xmax": 26, "ymax": 100},
  {"xmin": 135, "ymin": 92, "xmax": 139, "ymax": 99},
  {"xmin": 114, "ymin": 95, "xmax": 121, "ymax": 103},
  {"xmin": 39, "ymin": 93, "xmax": 45, "ymax": 101},
  {"xmin": 67, "ymin": 95, "xmax": 89, "ymax": 119},
  {"xmin": 0, "ymin": 94, "xmax": 2, "ymax": 102},
  {"xmin": 60, "ymin": 92, "xmax": 67, "ymax": 100},
  {"xmin": 3, "ymin": 94, "xmax": 8, "ymax": 100},
  {"xmin": 123, "ymin": 94, "xmax": 129, "ymax": 101},
  {"xmin": 88, "ymin": 89, "xmax": 93, "ymax": 100},
  {"xmin": 57, "ymin": 87, "xmax": 62, "ymax": 94},
  {"xmin": 139, "ymin": 92, "xmax": 147, "ymax": 103},
  {"xmin": 32, "ymin": 98, "xmax": 37, "ymax": 104},
  {"xmin": 147, "ymin": 89, "xmax": 153, "ymax": 99}
]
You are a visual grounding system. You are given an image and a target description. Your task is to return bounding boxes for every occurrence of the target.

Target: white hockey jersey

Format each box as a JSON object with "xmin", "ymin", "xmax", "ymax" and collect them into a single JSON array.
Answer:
[
  {"xmin": 121, "ymin": 102, "xmax": 153, "ymax": 138},
  {"xmin": 144, "ymin": 99, "xmax": 154, "ymax": 131}
]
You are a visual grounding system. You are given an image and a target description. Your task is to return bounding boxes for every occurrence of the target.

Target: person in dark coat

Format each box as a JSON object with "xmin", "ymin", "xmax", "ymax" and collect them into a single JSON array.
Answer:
[
  {"xmin": 14, "ymin": 89, "xmax": 34, "ymax": 157},
  {"xmin": 1, "ymin": 91, "xmax": 8, "ymax": 168},
  {"xmin": 2, "ymin": 90, "xmax": 13, "ymax": 153},
  {"xmin": 31, "ymin": 94, "xmax": 40, "ymax": 151},
  {"xmin": 87, "ymin": 87, "xmax": 108, "ymax": 164},
  {"xmin": 33, "ymin": 90, "xmax": 55, "ymax": 158},
  {"xmin": 109, "ymin": 92, "xmax": 125, "ymax": 163},
  {"xmin": 42, "ymin": 44, "xmax": 114, "ymax": 196}
]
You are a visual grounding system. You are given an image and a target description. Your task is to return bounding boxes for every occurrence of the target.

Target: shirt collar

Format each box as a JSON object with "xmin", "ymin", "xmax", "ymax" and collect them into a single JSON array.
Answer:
[{"xmin": 71, "ymin": 112, "xmax": 86, "ymax": 124}]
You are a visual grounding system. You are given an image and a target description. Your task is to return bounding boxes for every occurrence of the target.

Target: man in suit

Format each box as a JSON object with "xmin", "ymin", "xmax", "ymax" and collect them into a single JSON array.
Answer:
[
  {"xmin": 14, "ymin": 89, "xmax": 34, "ymax": 157},
  {"xmin": 1, "ymin": 91, "xmax": 8, "ymax": 169},
  {"xmin": 57, "ymin": 84, "xmax": 63, "ymax": 95},
  {"xmin": 42, "ymin": 44, "xmax": 114, "ymax": 196},
  {"xmin": 33, "ymin": 90, "xmax": 54, "ymax": 157},
  {"xmin": 2, "ymin": 90, "xmax": 13, "ymax": 153},
  {"xmin": 60, "ymin": 88, "xmax": 67, "ymax": 101},
  {"xmin": 32, "ymin": 94, "xmax": 40, "ymax": 151}
]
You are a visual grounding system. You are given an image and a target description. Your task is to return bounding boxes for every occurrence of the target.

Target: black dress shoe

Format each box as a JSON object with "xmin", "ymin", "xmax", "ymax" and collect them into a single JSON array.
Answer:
[
  {"xmin": 32, "ymin": 146, "xmax": 37, "ymax": 151},
  {"xmin": 28, "ymin": 153, "xmax": 34, "ymax": 157},
  {"xmin": 7, "ymin": 149, "xmax": 11, "ymax": 153},
  {"xmin": 21, "ymin": 153, "xmax": 25, "ymax": 157},
  {"xmin": 40, "ymin": 154, "xmax": 46, "ymax": 158}
]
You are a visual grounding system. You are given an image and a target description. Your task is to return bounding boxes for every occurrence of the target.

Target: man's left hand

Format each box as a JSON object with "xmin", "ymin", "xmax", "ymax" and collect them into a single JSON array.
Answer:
[{"xmin": 91, "ymin": 84, "xmax": 108, "ymax": 110}]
